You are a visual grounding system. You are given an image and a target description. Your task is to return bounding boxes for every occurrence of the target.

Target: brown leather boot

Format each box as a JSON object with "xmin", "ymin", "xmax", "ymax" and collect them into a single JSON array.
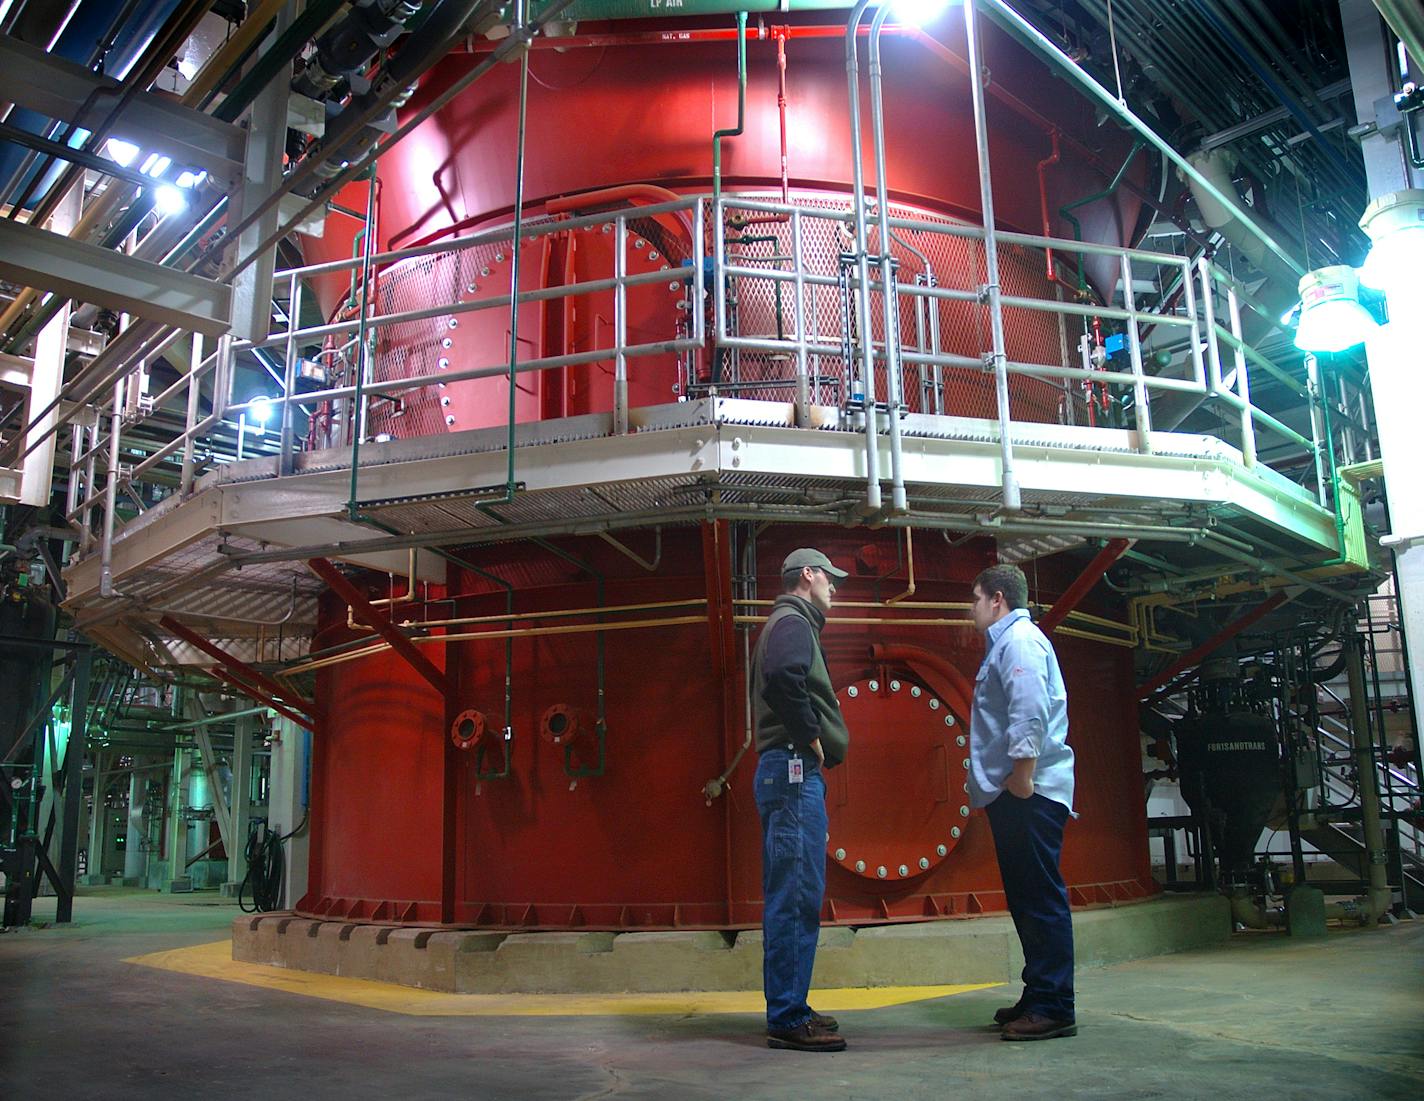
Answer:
[
  {"xmin": 993, "ymin": 1001, "xmax": 1026, "ymax": 1026},
  {"xmin": 809, "ymin": 1009, "xmax": 839, "ymax": 1032},
  {"xmin": 1001, "ymin": 1011, "xmax": 1077, "ymax": 1041},
  {"xmin": 767, "ymin": 1020, "xmax": 848, "ymax": 1052}
]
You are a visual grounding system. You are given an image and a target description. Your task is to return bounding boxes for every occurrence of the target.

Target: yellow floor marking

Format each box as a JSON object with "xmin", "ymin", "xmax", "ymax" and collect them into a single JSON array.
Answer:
[{"xmin": 126, "ymin": 940, "xmax": 1002, "ymax": 1018}]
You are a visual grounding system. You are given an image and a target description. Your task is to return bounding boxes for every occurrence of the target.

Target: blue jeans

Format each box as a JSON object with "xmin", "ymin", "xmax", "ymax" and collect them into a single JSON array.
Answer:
[
  {"xmin": 986, "ymin": 790, "xmax": 1075, "ymax": 1021},
  {"xmin": 755, "ymin": 747, "xmax": 827, "ymax": 1031}
]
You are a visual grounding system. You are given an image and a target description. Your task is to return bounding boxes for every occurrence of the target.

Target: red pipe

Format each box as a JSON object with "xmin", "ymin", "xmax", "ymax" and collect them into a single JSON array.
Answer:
[
  {"xmin": 1037, "ymin": 538, "xmax": 1131, "ymax": 635},
  {"xmin": 1135, "ymin": 592, "xmax": 1290, "ymax": 701},
  {"xmin": 1036, "ymin": 129, "xmax": 1081, "ymax": 299},
  {"xmin": 736, "ymin": 26, "xmax": 793, "ymax": 228},
  {"xmin": 546, "ymin": 183, "xmax": 692, "ymax": 243},
  {"xmin": 869, "ymin": 643, "xmax": 974, "ymax": 719}
]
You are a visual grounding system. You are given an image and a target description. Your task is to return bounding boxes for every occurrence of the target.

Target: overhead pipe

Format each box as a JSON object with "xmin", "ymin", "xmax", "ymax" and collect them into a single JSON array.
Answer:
[
  {"xmin": 964, "ymin": 0, "xmax": 1020, "ymax": 512},
  {"xmin": 844, "ymin": 0, "xmax": 883, "ymax": 512},
  {"xmin": 1371, "ymin": 1, "xmax": 1424, "ymax": 74},
  {"xmin": 979, "ymin": 0, "xmax": 1306, "ymax": 280},
  {"xmin": 868, "ymin": 5, "xmax": 908, "ymax": 513}
]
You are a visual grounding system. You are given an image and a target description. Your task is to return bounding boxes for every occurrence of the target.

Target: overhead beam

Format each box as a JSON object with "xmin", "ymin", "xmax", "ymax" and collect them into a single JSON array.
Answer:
[
  {"xmin": 0, "ymin": 35, "xmax": 245, "ymax": 182},
  {"xmin": 0, "ymin": 218, "xmax": 232, "ymax": 336}
]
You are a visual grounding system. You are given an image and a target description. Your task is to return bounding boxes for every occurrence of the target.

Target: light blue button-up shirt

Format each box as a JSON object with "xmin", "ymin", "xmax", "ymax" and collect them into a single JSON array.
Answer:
[{"xmin": 968, "ymin": 607, "xmax": 1075, "ymax": 813}]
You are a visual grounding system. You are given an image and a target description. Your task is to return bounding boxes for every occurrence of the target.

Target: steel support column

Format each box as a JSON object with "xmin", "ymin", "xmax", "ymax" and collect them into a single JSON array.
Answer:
[
  {"xmin": 226, "ymin": 4, "xmax": 295, "ymax": 341},
  {"xmin": 54, "ymin": 648, "xmax": 90, "ymax": 922}
]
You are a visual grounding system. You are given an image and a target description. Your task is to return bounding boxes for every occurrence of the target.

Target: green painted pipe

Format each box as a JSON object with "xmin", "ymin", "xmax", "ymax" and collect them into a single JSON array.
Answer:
[{"xmin": 712, "ymin": 11, "xmax": 750, "ymax": 213}]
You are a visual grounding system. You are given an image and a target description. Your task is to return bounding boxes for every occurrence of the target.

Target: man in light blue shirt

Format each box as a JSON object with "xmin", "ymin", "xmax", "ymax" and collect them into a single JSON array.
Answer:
[{"xmin": 968, "ymin": 563, "xmax": 1077, "ymax": 1041}]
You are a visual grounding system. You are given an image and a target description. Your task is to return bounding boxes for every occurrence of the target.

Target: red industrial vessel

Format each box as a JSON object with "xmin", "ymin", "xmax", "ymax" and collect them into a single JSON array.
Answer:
[{"xmin": 294, "ymin": 12, "xmax": 1156, "ymax": 928}]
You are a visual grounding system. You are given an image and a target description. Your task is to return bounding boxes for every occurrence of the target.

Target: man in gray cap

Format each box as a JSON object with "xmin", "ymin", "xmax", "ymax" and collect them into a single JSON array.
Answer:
[{"xmin": 750, "ymin": 547, "xmax": 852, "ymax": 1052}]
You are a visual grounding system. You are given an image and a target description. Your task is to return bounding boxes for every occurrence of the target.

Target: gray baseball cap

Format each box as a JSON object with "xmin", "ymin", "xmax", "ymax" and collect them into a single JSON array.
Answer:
[{"xmin": 781, "ymin": 548, "xmax": 849, "ymax": 579}]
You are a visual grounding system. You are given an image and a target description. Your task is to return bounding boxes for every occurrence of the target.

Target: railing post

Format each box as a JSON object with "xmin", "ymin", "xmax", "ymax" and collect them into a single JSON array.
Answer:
[
  {"xmin": 181, "ymin": 332, "xmax": 204, "ymax": 498},
  {"xmin": 81, "ymin": 415, "xmax": 97, "ymax": 552},
  {"xmin": 99, "ymin": 376, "xmax": 125, "ymax": 598},
  {"xmin": 614, "ymin": 213, "xmax": 629, "ymax": 434},
  {"xmin": 693, "ymin": 198, "xmax": 707, "ymax": 348},
  {"xmin": 280, "ymin": 273, "xmax": 302, "ymax": 476},
  {"xmin": 791, "ymin": 208, "xmax": 810, "ymax": 427},
  {"xmin": 1120, "ymin": 252, "xmax": 1152, "ymax": 454},
  {"xmin": 1197, "ymin": 256, "xmax": 1225, "ymax": 395},
  {"xmin": 1226, "ymin": 283, "xmax": 1256, "ymax": 468},
  {"xmin": 1179, "ymin": 255, "xmax": 1206, "ymax": 391}
]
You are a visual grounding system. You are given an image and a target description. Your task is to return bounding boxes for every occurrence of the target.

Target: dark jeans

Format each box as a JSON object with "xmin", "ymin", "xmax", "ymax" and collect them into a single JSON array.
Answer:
[
  {"xmin": 755, "ymin": 747, "xmax": 827, "ymax": 1031},
  {"xmin": 986, "ymin": 790, "xmax": 1075, "ymax": 1021}
]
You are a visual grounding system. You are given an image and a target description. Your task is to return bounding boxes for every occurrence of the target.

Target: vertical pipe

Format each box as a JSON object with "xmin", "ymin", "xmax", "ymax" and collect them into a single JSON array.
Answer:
[
  {"xmin": 1226, "ymin": 284, "xmax": 1256, "ymax": 468},
  {"xmin": 181, "ymin": 332, "xmax": 204, "ymax": 498},
  {"xmin": 791, "ymin": 208, "xmax": 810, "ymax": 426},
  {"xmin": 965, "ymin": 0, "xmax": 1020, "ymax": 510},
  {"xmin": 869, "ymin": 6, "xmax": 907, "ymax": 512},
  {"xmin": 711, "ymin": 12, "xmax": 748, "ymax": 214},
  {"xmin": 124, "ymin": 770, "xmax": 145, "ymax": 883},
  {"xmin": 845, "ymin": 0, "xmax": 882, "ymax": 510},
  {"xmin": 280, "ymin": 274, "xmax": 303, "ymax": 476},
  {"xmin": 1120, "ymin": 253, "xmax": 1153, "ymax": 454}
]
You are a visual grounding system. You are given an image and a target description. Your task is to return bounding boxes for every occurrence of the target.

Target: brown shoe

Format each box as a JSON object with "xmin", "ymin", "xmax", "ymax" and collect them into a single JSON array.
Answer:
[
  {"xmin": 1001, "ymin": 1011, "xmax": 1077, "ymax": 1041},
  {"xmin": 809, "ymin": 1009, "xmax": 839, "ymax": 1033},
  {"xmin": 767, "ymin": 1020, "xmax": 848, "ymax": 1052},
  {"xmin": 993, "ymin": 1002, "xmax": 1025, "ymax": 1026}
]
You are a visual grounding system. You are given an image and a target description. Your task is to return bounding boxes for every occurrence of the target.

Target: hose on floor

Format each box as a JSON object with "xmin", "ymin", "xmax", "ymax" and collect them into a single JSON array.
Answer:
[{"xmin": 238, "ymin": 813, "xmax": 308, "ymax": 914}]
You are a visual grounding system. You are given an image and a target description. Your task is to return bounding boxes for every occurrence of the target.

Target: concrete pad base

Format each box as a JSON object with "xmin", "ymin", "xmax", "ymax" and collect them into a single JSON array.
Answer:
[{"xmin": 232, "ymin": 894, "xmax": 1229, "ymax": 994}]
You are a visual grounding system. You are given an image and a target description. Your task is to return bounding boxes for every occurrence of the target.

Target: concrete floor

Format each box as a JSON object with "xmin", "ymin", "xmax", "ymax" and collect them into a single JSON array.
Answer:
[{"xmin": 2, "ymin": 887, "xmax": 1421, "ymax": 1100}]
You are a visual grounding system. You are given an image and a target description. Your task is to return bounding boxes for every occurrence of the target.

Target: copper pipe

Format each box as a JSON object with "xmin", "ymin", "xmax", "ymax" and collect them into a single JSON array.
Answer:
[
  {"xmin": 885, "ymin": 527, "xmax": 916, "ymax": 604},
  {"xmin": 281, "ymin": 613, "xmax": 711, "ymax": 678}
]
